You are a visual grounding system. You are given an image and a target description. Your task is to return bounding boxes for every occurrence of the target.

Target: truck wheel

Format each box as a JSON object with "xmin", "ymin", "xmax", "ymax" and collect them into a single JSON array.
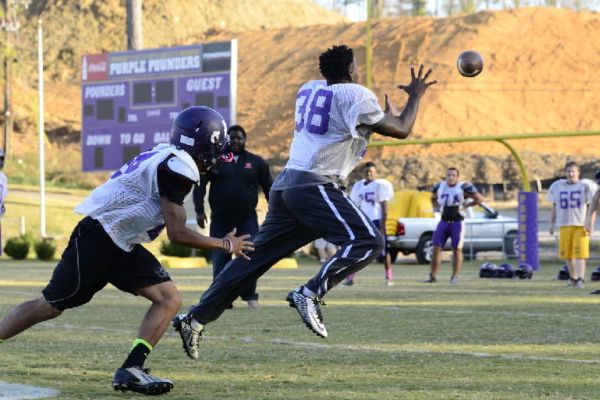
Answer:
[
  {"xmin": 504, "ymin": 231, "xmax": 519, "ymax": 259},
  {"xmin": 416, "ymin": 234, "xmax": 433, "ymax": 264}
]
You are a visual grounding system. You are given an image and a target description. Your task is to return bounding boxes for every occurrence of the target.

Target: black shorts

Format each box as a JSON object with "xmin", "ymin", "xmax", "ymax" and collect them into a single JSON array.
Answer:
[{"xmin": 42, "ymin": 217, "xmax": 171, "ymax": 311}]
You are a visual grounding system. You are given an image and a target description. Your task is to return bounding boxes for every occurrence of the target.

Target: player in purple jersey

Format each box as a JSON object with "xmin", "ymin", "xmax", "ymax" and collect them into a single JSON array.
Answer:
[
  {"xmin": 423, "ymin": 167, "xmax": 483, "ymax": 284},
  {"xmin": 174, "ymin": 45, "xmax": 436, "ymax": 360}
]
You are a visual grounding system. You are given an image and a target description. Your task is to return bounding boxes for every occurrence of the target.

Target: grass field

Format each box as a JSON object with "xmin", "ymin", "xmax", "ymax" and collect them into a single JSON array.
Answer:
[{"xmin": 2, "ymin": 258, "xmax": 600, "ymax": 399}]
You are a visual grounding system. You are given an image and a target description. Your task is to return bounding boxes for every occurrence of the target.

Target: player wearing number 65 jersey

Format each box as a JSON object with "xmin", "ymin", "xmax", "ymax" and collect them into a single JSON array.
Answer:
[
  {"xmin": 548, "ymin": 161, "xmax": 597, "ymax": 288},
  {"xmin": 0, "ymin": 107, "xmax": 254, "ymax": 395},
  {"xmin": 175, "ymin": 44, "xmax": 436, "ymax": 358}
]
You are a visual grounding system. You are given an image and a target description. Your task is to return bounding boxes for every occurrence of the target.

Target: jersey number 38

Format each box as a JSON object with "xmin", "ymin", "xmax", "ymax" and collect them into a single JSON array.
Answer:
[{"xmin": 295, "ymin": 88, "xmax": 333, "ymax": 135}]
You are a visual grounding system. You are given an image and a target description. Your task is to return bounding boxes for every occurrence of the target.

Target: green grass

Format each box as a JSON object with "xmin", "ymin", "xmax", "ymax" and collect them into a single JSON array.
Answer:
[
  {"xmin": 2, "ymin": 258, "xmax": 600, "ymax": 399},
  {"xmin": 1, "ymin": 185, "xmax": 165, "ymax": 258}
]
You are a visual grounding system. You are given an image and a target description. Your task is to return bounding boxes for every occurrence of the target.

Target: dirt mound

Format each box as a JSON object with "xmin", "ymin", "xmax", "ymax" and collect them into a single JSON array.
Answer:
[{"xmin": 5, "ymin": 6, "xmax": 600, "ymax": 189}]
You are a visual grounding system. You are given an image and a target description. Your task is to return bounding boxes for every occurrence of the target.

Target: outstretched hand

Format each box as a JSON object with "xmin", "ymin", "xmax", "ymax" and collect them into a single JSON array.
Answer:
[
  {"xmin": 225, "ymin": 228, "xmax": 254, "ymax": 260},
  {"xmin": 398, "ymin": 65, "xmax": 437, "ymax": 98}
]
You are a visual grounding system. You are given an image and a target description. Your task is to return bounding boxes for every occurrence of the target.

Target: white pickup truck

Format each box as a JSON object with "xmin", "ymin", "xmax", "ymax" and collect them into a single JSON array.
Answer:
[{"xmin": 386, "ymin": 205, "xmax": 518, "ymax": 264}]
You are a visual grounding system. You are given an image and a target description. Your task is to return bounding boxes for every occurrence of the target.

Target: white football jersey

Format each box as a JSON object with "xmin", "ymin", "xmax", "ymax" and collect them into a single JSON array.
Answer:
[
  {"xmin": 547, "ymin": 178, "xmax": 597, "ymax": 227},
  {"xmin": 350, "ymin": 178, "xmax": 394, "ymax": 221},
  {"xmin": 285, "ymin": 80, "xmax": 384, "ymax": 179},
  {"xmin": 0, "ymin": 171, "xmax": 7, "ymax": 217},
  {"xmin": 432, "ymin": 181, "xmax": 478, "ymax": 219},
  {"xmin": 75, "ymin": 143, "xmax": 199, "ymax": 251},
  {"xmin": 433, "ymin": 181, "xmax": 475, "ymax": 209}
]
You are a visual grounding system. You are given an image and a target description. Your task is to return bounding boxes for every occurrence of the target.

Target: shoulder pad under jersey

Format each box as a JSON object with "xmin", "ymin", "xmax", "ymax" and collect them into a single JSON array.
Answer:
[{"xmin": 165, "ymin": 156, "xmax": 199, "ymax": 183}]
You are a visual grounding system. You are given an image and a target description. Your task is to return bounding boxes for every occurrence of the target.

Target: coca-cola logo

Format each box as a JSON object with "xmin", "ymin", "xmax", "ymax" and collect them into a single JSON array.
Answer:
[
  {"xmin": 82, "ymin": 53, "xmax": 109, "ymax": 81},
  {"xmin": 88, "ymin": 61, "xmax": 107, "ymax": 73}
]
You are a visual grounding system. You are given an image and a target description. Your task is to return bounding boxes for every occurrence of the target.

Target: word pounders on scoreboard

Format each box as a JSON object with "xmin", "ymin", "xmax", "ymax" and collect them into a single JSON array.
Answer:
[{"xmin": 81, "ymin": 41, "xmax": 237, "ymax": 171}]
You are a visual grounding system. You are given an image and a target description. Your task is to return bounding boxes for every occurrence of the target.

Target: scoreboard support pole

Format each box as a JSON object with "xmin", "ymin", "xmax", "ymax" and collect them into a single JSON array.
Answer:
[
  {"xmin": 230, "ymin": 39, "xmax": 238, "ymax": 125},
  {"xmin": 37, "ymin": 19, "xmax": 46, "ymax": 238}
]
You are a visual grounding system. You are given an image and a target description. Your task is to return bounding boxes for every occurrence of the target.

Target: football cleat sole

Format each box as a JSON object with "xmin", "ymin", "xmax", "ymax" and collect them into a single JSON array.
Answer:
[{"xmin": 113, "ymin": 380, "xmax": 173, "ymax": 395}]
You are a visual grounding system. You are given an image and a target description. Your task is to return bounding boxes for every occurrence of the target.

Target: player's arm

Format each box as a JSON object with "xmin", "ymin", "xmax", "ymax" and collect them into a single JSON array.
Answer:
[
  {"xmin": 158, "ymin": 158, "xmax": 254, "ymax": 259},
  {"xmin": 430, "ymin": 193, "xmax": 439, "ymax": 210},
  {"xmin": 257, "ymin": 156, "xmax": 273, "ymax": 201},
  {"xmin": 584, "ymin": 189, "xmax": 600, "ymax": 233},
  {"xmin": 380, "ymin": 200, "xmax": 388, "ymax": 237},
  {"xmin": 430, "ymin": 183, "xmax": 440, "ymax": 210},
  {"xmin": 549, "ymin": 204, "xmax": 557, "ymax": 235},
  {"xmin": 161, "ymin": 197, "xmax": 254, "ymax": 260},
  {"xmin": 350, "ymin": 182, "xmax": 361, "ymax": 205},
  {"xmin": 464, "ymin": 192, "xmax": 484, "ymax": 209},
  {"xmin": 192, "ymin": 174, "xmax": 209, "ymax": 229},
  {"xmin": 463, "ymin": 183, "xmax": 483, "ymax": 209},
  {"xmin": 371, "ymin": 65, "xmax": 436, "ymax": 139}
]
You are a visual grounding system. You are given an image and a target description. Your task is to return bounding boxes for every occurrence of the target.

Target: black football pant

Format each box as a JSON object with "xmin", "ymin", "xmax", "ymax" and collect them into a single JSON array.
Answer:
[
  {"xmin": 209, "ymin": 213, "xmax": 259, "ymax": 301},
  {"xmin": 189, "ymin": 183, "xmax": 384, "ymax": 325}
]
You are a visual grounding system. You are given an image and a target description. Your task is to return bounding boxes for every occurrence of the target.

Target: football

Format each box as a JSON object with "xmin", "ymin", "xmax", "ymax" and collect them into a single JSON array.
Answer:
[{"xmin": 457, "ymin": 50, "xmax": 483, "ymax": 77}]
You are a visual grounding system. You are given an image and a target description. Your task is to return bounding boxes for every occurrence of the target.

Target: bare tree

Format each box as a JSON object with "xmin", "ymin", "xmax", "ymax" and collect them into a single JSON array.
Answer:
[
  {"xmin": 126, "ymin": 0, "xmax": 143, "ymax": 50},
  {"xmin": 459, "ymin": 0, "xmax": 477, "ymax": 13},
  {"xmin": 412, "ymin": 0, "xmax": 428, "ymax": 15},
  {"xmin": 443, "ymin": 0, "xmax": 456, "ymax": 15}
]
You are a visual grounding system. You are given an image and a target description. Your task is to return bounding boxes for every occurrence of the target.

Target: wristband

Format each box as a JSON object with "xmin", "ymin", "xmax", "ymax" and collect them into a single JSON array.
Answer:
[{"xmin": 223, "ymin": 237, "xmax": 234, "ymax": 254}]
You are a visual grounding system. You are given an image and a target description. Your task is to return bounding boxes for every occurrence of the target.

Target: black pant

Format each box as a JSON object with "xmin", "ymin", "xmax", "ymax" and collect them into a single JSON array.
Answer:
[
  {"xmin": 209, "ymin": 213, "xmax": 259, "ymax": 301},
  {"xmin": 190, "ymin": 183, "xmax": 383, "ymax": 325}
]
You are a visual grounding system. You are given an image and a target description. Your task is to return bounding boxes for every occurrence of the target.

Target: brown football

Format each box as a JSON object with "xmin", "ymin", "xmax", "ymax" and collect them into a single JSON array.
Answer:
[{"xmin": 457, "ymin": 50, "xmax": 483, "ymax": 77}]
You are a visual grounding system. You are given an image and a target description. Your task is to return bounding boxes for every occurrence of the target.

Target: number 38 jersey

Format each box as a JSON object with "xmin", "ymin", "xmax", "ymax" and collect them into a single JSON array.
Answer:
[
  {"xmin": 547, "ymin": 179, "xmax": 597, "ymax": 227},
  {"xmin": 285, "ymin": 80, "xmax": 385, "ymax": 179}
]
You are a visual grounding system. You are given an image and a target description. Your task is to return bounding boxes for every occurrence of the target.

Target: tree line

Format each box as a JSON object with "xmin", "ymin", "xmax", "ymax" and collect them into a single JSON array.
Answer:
[{"xmin": 315, "ymin": 0, "xmax": 598, "ymax": 18}]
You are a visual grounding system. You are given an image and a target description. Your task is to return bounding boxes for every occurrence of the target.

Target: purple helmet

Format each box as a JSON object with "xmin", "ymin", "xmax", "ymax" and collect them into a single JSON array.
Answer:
[
  {"xmin": 479, "ymin": 262, "xmax": 497, "ymax": 278},
  {"xmin": 591, "ymin": 266, "xmax": 600, "ymax": 282},
  {"xmin": 498, "ymin": 263, "xmax": 515, "ymax": 279},
  {"xmin": 516, "ymin": 263, "xmax": 534, "ymax": 279},
  {"xmin": 557, "ymin": 265, "xmax": 570, "ymax": 281},
  {"xmin": 170, "ymin": 106, "xmax": 232, "ymax": 170}
]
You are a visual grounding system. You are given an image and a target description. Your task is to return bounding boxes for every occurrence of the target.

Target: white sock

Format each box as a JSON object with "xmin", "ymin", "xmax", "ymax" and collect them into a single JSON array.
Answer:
[
  {"xmin": 190, "ymin": 318, "xmax": 204, "ymax": 331},
  {"xmin": 302, "ymin": 286, "xmax": 317, "ymax": 298},
  {"xmin": 575, "ymin": 261, "xmax": 586, "ymax": 280}
]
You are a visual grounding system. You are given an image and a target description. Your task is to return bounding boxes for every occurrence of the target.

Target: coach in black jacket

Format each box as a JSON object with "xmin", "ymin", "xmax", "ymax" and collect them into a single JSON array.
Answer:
[{"xmin": 193, "ymin": 125, "xmax": 272, "ymax": 308}]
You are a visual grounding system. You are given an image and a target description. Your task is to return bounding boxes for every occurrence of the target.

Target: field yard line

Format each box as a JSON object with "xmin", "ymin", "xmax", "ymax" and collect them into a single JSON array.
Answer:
[
  {"xmin": 0, "ymin": 381, "xmax": 58, "ymax": 399},
  {"xmin": 395, "ymin": 307, "xmax": 600, "ymax": 320},
  {"xmin": 37, "ymin": 322, "xmax": 600, "ymax": 365},
  {"xmin": 267, "ymin": 339, "xmax": 600, "ymax": 365},
  {"xmin": 0, "ymin": 289, "xmax": 39, "ymax": 296}
]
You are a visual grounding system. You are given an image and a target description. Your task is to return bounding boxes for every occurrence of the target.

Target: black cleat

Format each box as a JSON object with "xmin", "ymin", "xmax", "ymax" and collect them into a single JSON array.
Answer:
[{"xmin": 112, "ymin": 366, "xmax": 173, "ymax": 395}]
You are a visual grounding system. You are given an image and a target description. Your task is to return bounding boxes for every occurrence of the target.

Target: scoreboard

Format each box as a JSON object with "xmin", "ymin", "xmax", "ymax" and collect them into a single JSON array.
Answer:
[{"xmin": 81, "ymin": 41, "xmax": 237, "ymax": 171}]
